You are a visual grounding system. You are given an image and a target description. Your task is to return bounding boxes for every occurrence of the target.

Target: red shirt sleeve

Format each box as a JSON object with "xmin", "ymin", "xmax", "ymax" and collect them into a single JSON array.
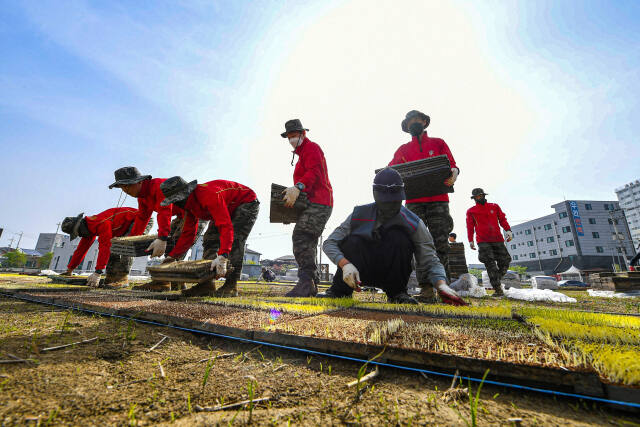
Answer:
[
  {"xmin": 497, "ymin": 204, "xmax": 511, "ymax": 231},
  {"xmin": 94, "ymin": 222, "xmax": 113, "ymax": 271},
  {"xmin": 466, "ymin": 209, "xmax": 476, "ymax": 242},
  {"xmin": 204, "ymin": 194, "xmax": 234, "ymax": 255},
  {"xmin": 389, "ymin": 146, "xmax": 406, "ymax": 166},
  {"xmin": 67, "ymin": 236, "xmax": 95, "ymax": 270},
  {"xmin": 296, "ymin": 145, "xmax": 323, "ymax": 190},
  {"xmin": 440, "ymin": 140, "xmax": 457, "ymax": 170},
  {"xmin": 130, "ymin": 198, "xmax": 152, "ymax": 236},
  {"xmin": 168, "ymin": 211, "xmax": 198, "ymax": 258},
  {"xmin": 155, "ymin": 204, "xmax": 173, "ymax": 238}
]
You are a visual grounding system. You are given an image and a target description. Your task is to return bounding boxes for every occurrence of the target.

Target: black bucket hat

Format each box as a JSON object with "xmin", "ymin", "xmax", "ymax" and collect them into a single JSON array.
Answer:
[
  {"xmin": 160, "ymin": 176, "xmax": 197, "ymax": 207},
  {"xmin": 373, "ymin": 168, "xmax": 406, "ymax": 202},
  {"xmin": 470, "ymin": 188, "xmax": 488, "ymax": 199},
  {"xmin": 280, "ymin": 119, "xmax": 309, "ymax": 138},
  {"xmin": 61, "ymin": 213, "xmax": 84, "ymax": 241},
  {"xmin": 401, "ymin": 110, "xmax": 431, "ymax": 133},
  {"xmin": 108, "ymin": 166, "xmax": 151, "ymax": 189}
]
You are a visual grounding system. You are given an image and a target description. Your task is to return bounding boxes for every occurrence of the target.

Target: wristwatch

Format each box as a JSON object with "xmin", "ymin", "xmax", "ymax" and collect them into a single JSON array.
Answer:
[{"xmin": 295, "ymin": 182, "xmax": 305, "ymax": 191}]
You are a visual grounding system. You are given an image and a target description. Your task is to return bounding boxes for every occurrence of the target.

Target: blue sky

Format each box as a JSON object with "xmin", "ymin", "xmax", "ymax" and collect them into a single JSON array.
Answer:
[{"xmin": 1, "ymin": 0, "xmax": 638, "ymax": 264}]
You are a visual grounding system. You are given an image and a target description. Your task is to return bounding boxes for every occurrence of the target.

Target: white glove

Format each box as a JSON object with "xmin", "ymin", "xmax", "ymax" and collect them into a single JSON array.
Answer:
[
  {"xmin": 210, "ymin": 255, "xmax": 228, "ymax": 277},
  {"xmin": 282, "ymin": 186, "xmax": 300, "ymax": 208},
  {"xmin": 146, "ymin": 238, "xmax": 167, "ymax": 258},
  {"xmin": 342, "ymin": 263, "xmax": 361, "ymax": 289},
  {"xmin": 444, "ymin": 168, "xmax": 459, "ymax": 186},
  {"xmin": 87, "ymin": 272, "xmax": 101, "ymax": 287},
  {"xmin": 470, "ymin": 242, "xmax": 476, "ymax": 250},
  {"xmin": 505, "ymin": 231, "xmax": 513, "ymax": 242}
]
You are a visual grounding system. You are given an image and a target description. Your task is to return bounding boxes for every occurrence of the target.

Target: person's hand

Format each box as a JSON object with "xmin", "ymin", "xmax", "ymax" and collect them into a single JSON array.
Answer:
[
  {"xmin": 146, "ymin": 239, "xmax": 167, "ymax": 258},
  {"xmin": 210, "ymin": 254, "xmax": 228, "ymax": 278},
  {"xmin": 162, "ymin": 256, "xmax": 176, "ymax": 264},
  {"xmin": 282, "ymin": 186, "xmax": 300, "ymax": 208},
  {"xmin": 470, "ymin": 242, "xmax": 476, "ymax": 250},
  {"xmin": 435, "ymin": 282, "xmax": 468, "ymax": 306},
  {"xmin": 505, "ymin": 231, "xmax": 513, "ymax": 242},
  {"xmin": 342, "ymin": 263, "xmax": 361, "ymax": 290},
  {"xmin": 87, "ymin": 272, "xmax": 101, "ymax": 287},
  {"xmin": 444, "ymin": 168, "xmax": 459, "ymax": 187}
]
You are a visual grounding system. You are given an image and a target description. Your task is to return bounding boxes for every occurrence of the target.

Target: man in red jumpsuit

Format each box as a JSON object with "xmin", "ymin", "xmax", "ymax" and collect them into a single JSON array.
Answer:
[
  {"xmin": 466, "ymin": 188, "xmax": 513, "ymax": 296},
  {"xmin": 389, "ymin": 110, "xmax": 459, "ymax": 300},
  {"xmin": 280, "ymin": 119, "xmax": 333, "ymax": 297},
  {"xmin": 160, "ymin": 176, "xmax": 259, "ymax": 297},
  {"xmin": 61, "ymin": 207, "xmax": 138, "ymax": 287}
]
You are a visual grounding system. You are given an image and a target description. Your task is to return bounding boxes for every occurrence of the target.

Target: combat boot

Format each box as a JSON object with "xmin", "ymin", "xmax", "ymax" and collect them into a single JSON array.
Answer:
[
  {"xmin": 133, "ymin": 281, "xmax": 171, "ymax": 292},
  {"xmin": 182, "ymin": 279, "xmax": 216, "ymax": 297},
  {"xmin": 285, "ymin": 275, "xmax": 317, "ymax": 297},
  {"xmin": 491, "ymin": 286, "xmax": 504, "ymax": 297},
  {"xmin": 415, "ymin": 283, "xmax": 437, "ymax": 304},
  {"xmin": 170, "ymin": 282, "xmax": 186, "ymax": 291},
  {"xmin": 388, "ymin": 292, "xmax": 419, "ymax": 305},
  {"xmin": 214, "ymin": 278, "xmax": 238, "ymax": 297},
  {"xmin": 103, "ymin": 274, "xmax": 129, "ymax": 289}
]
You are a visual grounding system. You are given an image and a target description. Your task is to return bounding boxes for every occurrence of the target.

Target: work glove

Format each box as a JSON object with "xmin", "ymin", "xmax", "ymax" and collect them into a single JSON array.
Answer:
[
  {"xmin": 282, "ymin": 186, "xmax": 300, "ymax": 208},
  {"xmin": 87, "ymin": 272, "xmax": 101, "ymax": 287},
  {"xmin": 146, "ymin": 238, "xmax": 167, "ymax": 258},
  {"xmin": 435, "ymin": 282, "xmax": 468, "ymax": 306},
  {"xmin": 210, "ymin": 254, "xmax": 228, "ymax": 278},
  {"xmin": 444, "ymin": 168, "xmax": 459, "ymax": 187},
  {"xmin": 162, "ymin": 256, "xmax": 176, "ymax": 264},
  {"xmin": 470, "ymin": 242, "xmax": 476, "ymax": 250},
  {"xmin": 342, "ymin": 263, "xmax": 361, "ymax": 290},
  {"xmin": 505, "ymin": 231, "xmax": 513, "ymax": 242}
]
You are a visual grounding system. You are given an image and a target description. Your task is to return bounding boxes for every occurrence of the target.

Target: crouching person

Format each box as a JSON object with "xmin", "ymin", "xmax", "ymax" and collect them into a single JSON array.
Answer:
[
  {"xmin": 320, "ymin": 168, "xmax": 466, "ymax": 305},
  {"xmin": 160, "ymin": 177, "xmax": 259, "ymax": 297}
]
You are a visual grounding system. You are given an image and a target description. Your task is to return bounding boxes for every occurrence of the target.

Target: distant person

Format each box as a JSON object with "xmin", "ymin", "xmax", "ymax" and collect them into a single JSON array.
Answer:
[
  {"xmin": 466, "ymin": 188, "xmax": 513, "ymax": 296},
  {"xmin": 389, "ymin": 110, "xmax": 459, "ymax": 279},
  {"xmin": 321, "ymin": 168, "xmax": 466, "ymax": 305},
  {"xmin": 448, "ymin": 232, "xmax": 457, "ymax": 243},
  {"xmin": 280, "ymin": 119, "xmax": 333, "ymax": 297},
  {"xmin": 262, "ymin": 267, "xmax": 276, "ymax": 282},
  {"xmin": 61, "ymin": 207, "xmax": 138, "ymax": 288}
]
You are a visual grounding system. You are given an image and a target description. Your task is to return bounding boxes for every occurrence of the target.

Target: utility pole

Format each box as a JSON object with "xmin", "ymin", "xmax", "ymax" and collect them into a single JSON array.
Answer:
[
  {"xmin": 50, "ymin": 222, "xmax": 61, "ymax": 253},
  {"xmin": 16, "ymin": 231, "xmax": 23, "ymax": 249},
  {"xmin": 609, "ymin": 209, "xmax": 628, "ymax": 271},
  {"xmin": 7, "ymin": 237, "xmax": 15, "ymax": 248}
]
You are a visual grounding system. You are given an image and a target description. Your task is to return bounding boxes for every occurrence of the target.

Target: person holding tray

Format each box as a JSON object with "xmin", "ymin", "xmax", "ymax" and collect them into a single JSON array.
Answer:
[
  {"xmin": 61, "ymin": 207, "xmax": 139, "ymax": 288},
  {"xmin": 280, "ymin": 119, "xmax": 333, "ymax": 297},
  {"xmin": 159, "ymin": 176, "xmax": 259, "ymax": 297},
  {"xmin": 320, "ymin": 168, "xmax": 466, "ymax": 305},
  {"xmin": 389, "ymin": 110, "xmax": 459, "ymax": 299}
]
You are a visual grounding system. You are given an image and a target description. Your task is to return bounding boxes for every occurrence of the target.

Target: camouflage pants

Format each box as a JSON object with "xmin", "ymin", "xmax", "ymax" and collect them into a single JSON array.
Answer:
[
  {"xmin": 105, "ymin": 221, "xmax": 135, "ymax": 282},
  {"xmin": 166, "ymin": 217, "xmax": 207, "ymax": 261},
  {"xmin": 202, "ymin": 200, "xmax": 259, "ymax": 284},
  {"xmin": 478, "ymin": 242, "xmax": 512, "ymax": 289},
  {"xmin": 293, "ymin": 203, "xmax": 332, "ymax": 283},
  {"xmin": 406, "ymin": 202, "xmax": 453, "ymax": 279}
]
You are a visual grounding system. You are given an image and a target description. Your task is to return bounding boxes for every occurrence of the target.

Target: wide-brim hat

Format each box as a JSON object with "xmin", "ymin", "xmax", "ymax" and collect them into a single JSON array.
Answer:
[
  {"xmin": 280, "ymin": 119, "xmax": 309, "ymax": 138},
  {"xmin": 401, "ymin": 110, "xmax": 430, "ymax": 133},
  {"xmin": 61, "ymin": 213, "xmax": 84, "ymax": 241},
  {"xmin": 373, "ymin": 167, "xmax": 406, "ymax": 202},
  {"xmin": 108, "ymin": 166, "xmax": 151, "ymax": 189},
  {"xmin": 470, "ymin": 188, "xmax": 488, "ymax": 199},
  {"xmin": 160, "ymin": 176, "xmax": 197, "ymax": 206}
]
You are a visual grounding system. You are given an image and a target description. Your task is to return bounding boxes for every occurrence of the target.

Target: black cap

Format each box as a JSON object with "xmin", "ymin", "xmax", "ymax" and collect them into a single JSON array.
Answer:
[
  {"xmin": 449, "ymin": 232, "xmax": 457, "ymax": 238},
  {"xmin": 471, "ymin": 188, "xmax": 488, "ymax": 199},
  {"xmin": 373, "ymin": 168, "xmax": 406, "ymax": 202},
  {"xmin": 401, "ymin": 110, "xmax": 430, "ymax": 133},
  {"xmin": 61, "ymin": 213, "xmax": 84, "ymax": 241},
  {"xmin": 280, "ymin": 119, "xmax": 309, "ymax": 138},
  {"xmin": 160, "ymin": 176, "xmax": 197, "ymax": 206},
  {"xmin": 109, "ymin": 167, "xmax": 151, "ymax": 189}
]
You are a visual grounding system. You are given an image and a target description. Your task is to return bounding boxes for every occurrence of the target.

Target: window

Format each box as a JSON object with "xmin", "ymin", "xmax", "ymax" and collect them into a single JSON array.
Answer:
[
  {"xmin": 585, "ymin": 204, "xmax": 593, "ymax": 210},
  {"xmin": 86, "ymin": 261, "xmax": 93, "ymax": 270},
  {"xmin": 511, "ymin": 244, "xmax": 516, "ymax": 249},
  {"xmin": 525, "ymin": 229, "xmax": 532, "ymax": 235},
  {"xmin": 544, "ymin": 224, "xmax": 552, "ymax": 230},
  {"xmin": 530, "ymin": 253, "xmax": 536, "ymax": 258},
  {"xmin": 565, "ymin": 240, "xmax": 574, "ymax": 247},
  {"xmin": 562, "ymin": 226, "xmax": 571, "ymax": 233},
  {"xmin": 604, "ymin": 203, "xmax": 615, "ymax": 211},
  {"xmin": 596, "ymin": 246, "xmax": 604, "ymax": 253},
  {"xmin": 592, "ymin": 232, "xmax": 600, "ymax": 238},
  {"xmin": 513, "ymin": 255, "xmax": 518, "ymax": 260},
  {"xmin": 559, "ymin": 212, "xmax": 568, "ymax": 218},
  {"xmin": 617, "ymin": 247, "xmax": 623, "ymax": 254},
  {"xmin": 550, "ymin": 249, "xmax": 558, "ymax": 256},
  {"xmin": 61, "ymin": 242, "xmax": 65, "ymax": 248},
  {"xmin": 547, "ymin": 237, "xmax": 555, "ymax": 243},
  {"xmin": 588, "ymin": 218, "xmax": 596, "ymax": 224},
  {"xmin": 527, "ymin": 241, "xmax": 534, "ymax": 247}
]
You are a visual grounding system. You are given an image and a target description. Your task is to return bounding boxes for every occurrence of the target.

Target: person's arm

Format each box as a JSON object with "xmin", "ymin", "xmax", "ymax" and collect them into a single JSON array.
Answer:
[
  {"xmin": 67, "ymin": 236, "xmax": 95, "ymax": 271},
  {"xmin": 441, "ymin": 139, "xmax": 458, "ymax": 172},
  {"xmin": 388, "ymin": 146, "xmax": 406, "ymax": 166},
  {"xmin": 129, "ymin": 199, "xmax": 153, "ymax": 237},
  {"xmin": 497, "ymin": 204, "xmax": 511, "ymax": 232},
  {"xmin": 206, "ymin": 197, "xmax": 234, "ymax": 255},
  {"xmin": 94, "ymin": 223, "xmax": 113, "ymax": 271},
  {"xmin": 295, "ymin": 145, "xmax": 323, "ymax": 190},
  {"xmin": 322, "ymin": 214, "xmax": 353, "ymax": 266},
  {"xmin": 413, "ymin": 220, "xmax": 448, "ymax": 285},
  {"xmin": 168, "ymin": 212, "xmax": 198, "ymax": 258},
  {"xmin": 466, "ymin": 210, "xmax": 476, "ymax": 243},
  {"xmin": 154, "ymin": 203, "xmax": 173, "ymax": 240}
]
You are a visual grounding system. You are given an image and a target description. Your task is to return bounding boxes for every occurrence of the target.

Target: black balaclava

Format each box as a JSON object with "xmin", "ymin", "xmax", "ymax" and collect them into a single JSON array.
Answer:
[
  {"xmin": 408, "ymin": 122, "xmax": 425, "ymax": 152},
  {"xmin": 174, "ymin": 198, "xmax": 188, "ymax": 209},
  {"xmin": 77, "ymin": 218, "xmax": 91, "ymax": 238},
  {"xmin": 374, "ymin": 192, "xmax": 402, "ymax": 224},
  {"xmin": 475, "ymin": 196, "xmax": 487, "ymax": 205}
]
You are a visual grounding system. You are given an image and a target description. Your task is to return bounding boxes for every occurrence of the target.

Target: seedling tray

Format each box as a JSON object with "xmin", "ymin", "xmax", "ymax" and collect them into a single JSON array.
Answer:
[
  {"xmin": 147, "ymin": 259, "xmax": 216, "ymax": 283},
  {"xmin": 270, "ymin": 183, "xmax": 309, "ymax": 224},
  {"xmin": 111, "ymin": 234, "xmax": 157, "ymax": 257},
  {"xmin": 377, "ymin": 155, "xmax": 454, "ymax": 199}
]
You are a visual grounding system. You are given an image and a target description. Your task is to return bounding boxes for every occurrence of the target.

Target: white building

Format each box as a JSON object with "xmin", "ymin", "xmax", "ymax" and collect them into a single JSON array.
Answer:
[{"xmin": 615, "ymin": 180, "xmax": 640, "ymax": 250}]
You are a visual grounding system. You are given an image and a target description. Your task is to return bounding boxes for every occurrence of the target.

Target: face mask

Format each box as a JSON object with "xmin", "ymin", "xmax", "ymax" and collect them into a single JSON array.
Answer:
[
  {"xmin": 476, "ymin": 197, "xmax": 487, "ymax": 205},
  {"xmin": 174, "ymin": 198, "xmax": 187, "ymax": 209},
  {"xmin": 77, "ymin": 219, "xmax": 91, "ymax": 238},
  {"xmin": 375, "ymin": 200, "xmax": 402, "ymax": 222},
  {"xmin": 289, "ymin": 136, "xmax": 302, "ymax": 149},
  {"xmin": 409, "ymin": 122, "xmax": 424, "ymax": 137}
]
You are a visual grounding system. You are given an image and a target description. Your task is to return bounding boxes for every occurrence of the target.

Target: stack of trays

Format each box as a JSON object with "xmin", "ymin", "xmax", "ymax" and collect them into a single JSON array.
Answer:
[
  {"xmin": 270, "ymin": 183, "xmax": 309, "ymax": 224},
  {"xmin": 448, "ymin": 242, "xmax": 469, "ymax": 280},
  {"xmin": 376, "ymin": 155, "xmax": 453, "ymax": 199},
  {"xmin": 147, "ymin": 260, "xmax": 216, "ymax": 284},
  {"xmin": 111, "ymin": 235, "xmax": 157, "ymax": 257}
]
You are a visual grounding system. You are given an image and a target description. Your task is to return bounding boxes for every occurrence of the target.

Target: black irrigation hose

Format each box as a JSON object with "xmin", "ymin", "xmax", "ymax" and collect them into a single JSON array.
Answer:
[{"xmin": 3, "ymin": 292, "xmax": 639, "ymax": 409}]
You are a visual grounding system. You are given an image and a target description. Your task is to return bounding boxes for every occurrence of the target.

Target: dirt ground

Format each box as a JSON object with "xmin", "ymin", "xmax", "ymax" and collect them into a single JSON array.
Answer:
[{"xmin": 1, "ymin": 296, "xmax": 638, "ymax": 426}]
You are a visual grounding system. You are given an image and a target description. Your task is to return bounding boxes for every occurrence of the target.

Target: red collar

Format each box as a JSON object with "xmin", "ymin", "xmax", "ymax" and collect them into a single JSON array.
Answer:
[{"xmin": 294, "ymin": 137, "xmax": 309, "ymax": 155}]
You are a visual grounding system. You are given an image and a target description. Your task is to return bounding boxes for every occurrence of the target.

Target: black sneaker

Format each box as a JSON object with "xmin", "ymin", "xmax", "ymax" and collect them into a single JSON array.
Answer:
[
  {"xmin": 388, "ymin": 292, "xmax": 419, "ymax": 304},
  {"xmin": 317, "ymin": 288, "xmax": 349, "ymax": 298}
]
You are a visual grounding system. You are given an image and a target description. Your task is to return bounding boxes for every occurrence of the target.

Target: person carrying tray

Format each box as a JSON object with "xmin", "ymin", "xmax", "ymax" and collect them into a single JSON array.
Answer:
[
  {"xmin": 279, "ymin": 119, "xmax": 333, "ymax": 297},
  {"xmin": 109, "ymin": 166, "xmax": 190, "ymax": 292},
  {"xmin": 320, "ymin": 168, "xmax": 466, "ymax": 305},
  {"xmin": 466, "ymin": 188, "xmax": 513, "ymax": 297},
  {"xmin": 389, "ymin": 110, "xmax": 459, "ymax": 301},
  {"xmin": 61, "ymin": 207, "xmax": 138, "ymax": 288},
  {"xmin": 159, "ymin": 176, "xmax": 259, "ymax": 297}
]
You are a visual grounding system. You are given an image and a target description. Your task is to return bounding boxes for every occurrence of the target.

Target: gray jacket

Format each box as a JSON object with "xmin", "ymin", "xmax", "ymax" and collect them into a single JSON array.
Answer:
[{"xmin": 322, "ymin": 212, "xmax": 447, "ymax": 285}]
